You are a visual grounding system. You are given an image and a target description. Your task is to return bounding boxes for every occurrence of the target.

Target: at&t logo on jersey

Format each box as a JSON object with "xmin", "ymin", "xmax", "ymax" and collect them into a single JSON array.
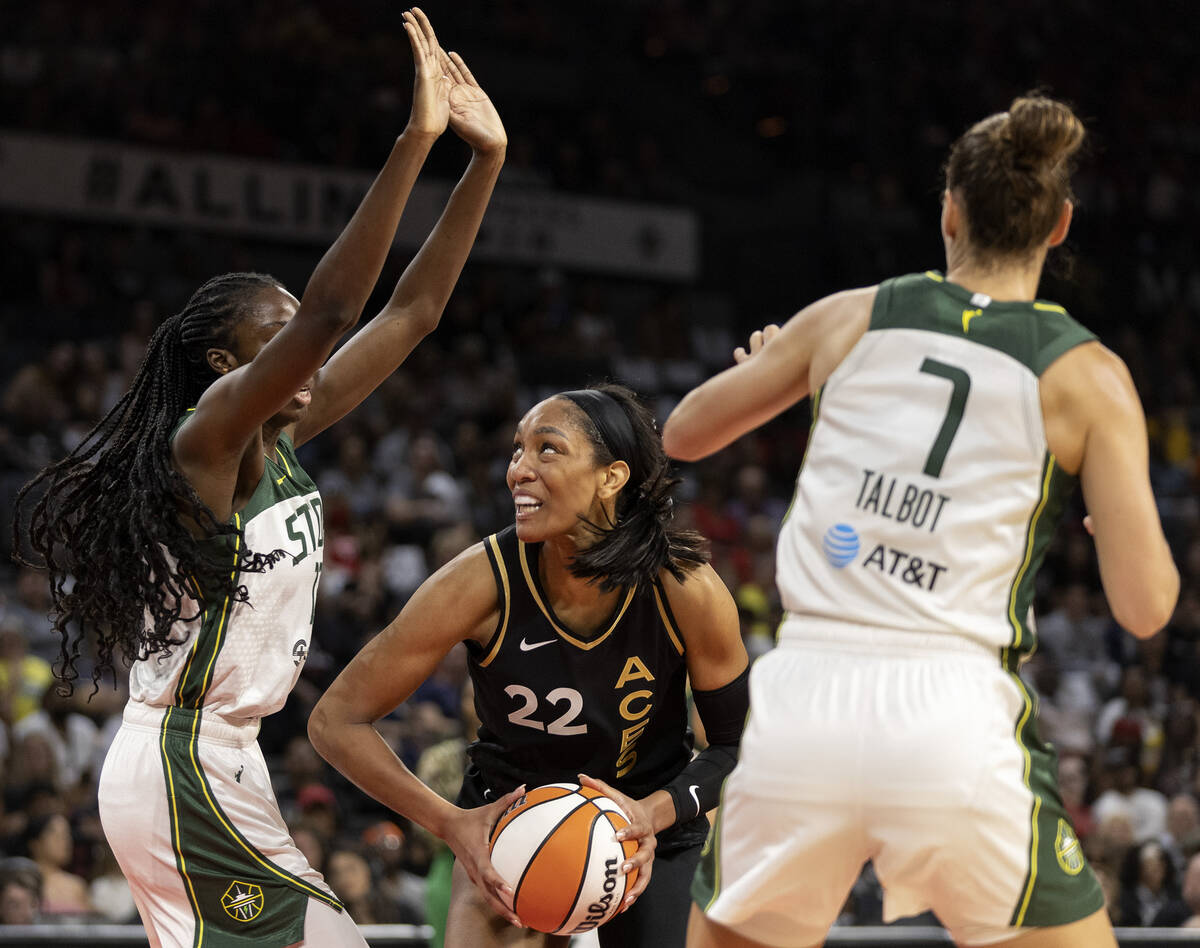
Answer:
[{"xmin": 822, "ymin": 524, "xmax": 860, "ymax": 568}]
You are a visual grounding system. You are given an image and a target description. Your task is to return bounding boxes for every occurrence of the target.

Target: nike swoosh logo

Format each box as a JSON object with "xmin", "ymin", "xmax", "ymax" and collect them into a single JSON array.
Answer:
[
  {"xmin": 519, "ymin": 638, "xmax": 555, "ymax": 651},
  {"xmin": 689, "ymin": 784, "xmax": 701, "ymax": 816}
]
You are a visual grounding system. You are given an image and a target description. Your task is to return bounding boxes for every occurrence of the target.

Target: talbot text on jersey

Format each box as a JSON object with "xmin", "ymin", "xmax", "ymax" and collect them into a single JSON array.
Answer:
[{"xmin": 855, "ymin": 469, "xmax": 950, "ymax": 532}]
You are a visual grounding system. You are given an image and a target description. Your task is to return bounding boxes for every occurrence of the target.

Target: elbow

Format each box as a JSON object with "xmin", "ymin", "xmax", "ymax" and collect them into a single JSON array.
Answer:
[
  {"xmin": 306, "ymin": 701, "xmax": 335, "ymax": 763},
  {"xmin": 404, "ymin": 303, "xmax": 443, "ymax": 339},
  {"xmin": 298, "ymin": 295, "xmax": 363, "ymax": 336},
  {"xmin": 1112, "ymin": 572, "xmax": 1180, "ymax": 640},
  {"xmin": 661, "ymin": 420, "xmax": 702, "ymax": 462}
]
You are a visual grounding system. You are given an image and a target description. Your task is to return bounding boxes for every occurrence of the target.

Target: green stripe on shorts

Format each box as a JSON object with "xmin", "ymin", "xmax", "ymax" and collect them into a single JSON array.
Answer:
[
  {"xmin": 1006, "ymin": 667, "xmax": 1104, "ymax": 928},
  {"xmin": 159, "ymin": 707, "xmax": 341, "ymax": 947}
]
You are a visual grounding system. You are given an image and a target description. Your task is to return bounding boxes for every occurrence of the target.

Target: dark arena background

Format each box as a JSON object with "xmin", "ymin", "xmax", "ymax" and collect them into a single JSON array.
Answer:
[{"xmin": 1, "ymin": 1, "xmax": 1199, "ymax": 945}]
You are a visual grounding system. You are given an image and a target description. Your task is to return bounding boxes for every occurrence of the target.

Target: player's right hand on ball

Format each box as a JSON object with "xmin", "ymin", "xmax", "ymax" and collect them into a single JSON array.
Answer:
[{"xmin": 444, "ymin": 785, "xmax": 526, "ymax": 927}]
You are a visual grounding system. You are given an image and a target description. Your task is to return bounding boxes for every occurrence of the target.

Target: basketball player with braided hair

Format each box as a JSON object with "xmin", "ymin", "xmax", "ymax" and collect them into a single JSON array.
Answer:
[
  {"xmin": 310, "ymin": 382, "xmax": 750, "ymax": 946},
  {"xmin": 667, "ymin": 95, "xmax": 1179, "ymax": 948},
  {"xmin": 13, "ymin": 10, "xmax": 506, "ymax": 946}
]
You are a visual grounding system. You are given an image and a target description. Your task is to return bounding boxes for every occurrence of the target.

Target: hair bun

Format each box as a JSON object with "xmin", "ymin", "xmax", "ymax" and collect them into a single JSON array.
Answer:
[{"xmin": 1007, "ymin": 95, "xmax": 1085, "ymax": 173}]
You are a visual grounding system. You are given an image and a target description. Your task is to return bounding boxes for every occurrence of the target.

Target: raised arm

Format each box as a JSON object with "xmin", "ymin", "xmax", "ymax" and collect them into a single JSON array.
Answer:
[
  {"xmin": 293, "ymin": 17, "xmax": 508, "ymax": 446},
  {"xmin": 662, "ymin": 287, "xmax": 875, "ymax": 461},
  {"xmin": 1044, "ymin": 344, "xmax": 1179, "ymax": 637},
  {"xmin": 307, "ymin": 543, "xmax": 522, "ymax": 926},
  {"xmin": 176, "ymin": 8, "xmax": 449, "ymax": 461}
]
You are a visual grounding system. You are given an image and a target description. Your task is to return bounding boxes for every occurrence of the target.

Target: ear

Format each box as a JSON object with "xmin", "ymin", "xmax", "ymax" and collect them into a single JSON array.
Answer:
[
  {"xmin": 206, "ymin": 347, "xmax": 239, "ymax": 376},
  {"xmin": 597, "ymin": 460, "xmax": 631, "ymax": 501},
  {"xmin": 1047, "ymin": 200, "xmax": 1073, "ymax": 248},
  {"xmin": 941, "ymin": 189, "xmax": 961, "ymax": 239}
]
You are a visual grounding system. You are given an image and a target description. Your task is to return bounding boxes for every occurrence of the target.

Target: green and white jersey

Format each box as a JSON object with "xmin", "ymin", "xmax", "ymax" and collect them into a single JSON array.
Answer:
[
  {"xmin": 778, "ymin": 271, "xmax": 1095, "ymax": 657},
  {"xmin": 130, "ymin": 418, "xmax": 324, "ymax": 719}
]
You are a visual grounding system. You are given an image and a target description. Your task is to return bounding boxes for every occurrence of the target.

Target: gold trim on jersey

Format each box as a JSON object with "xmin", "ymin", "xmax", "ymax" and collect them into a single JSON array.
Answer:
[
  {"xmin": 924, "ymin": 270, "xmax": 945, "ymax": 282},
  {"xmin": 517, "ymin": 541, "xmax": 636, "ymax": 651},
  {"xmin": 174, "ymin": 513, "xmax": 241, "ymax": 708},
  {"xmin": 267, "ymin": 443, "xmax": 294, "ymax": 486},
  {"xmin": 1007, "ymin": 456, "xmax": 1055, "ymax": 650},
  {"xmin": 651, "ymin": 584, "xmax": 685, "ymax": 656},
  {"xmin": 479, "ymin": 534, "xmax": 512, "ymax": 668},
  {"xmin": 1032, "ymin": 302, "xmax": 1067, "ymax": 314}
]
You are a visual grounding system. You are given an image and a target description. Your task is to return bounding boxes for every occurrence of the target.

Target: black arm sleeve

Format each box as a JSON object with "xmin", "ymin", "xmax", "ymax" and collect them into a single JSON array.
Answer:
[{"xmin": 663, "ymin": 663, "xmax": 750, "ymax": 825}]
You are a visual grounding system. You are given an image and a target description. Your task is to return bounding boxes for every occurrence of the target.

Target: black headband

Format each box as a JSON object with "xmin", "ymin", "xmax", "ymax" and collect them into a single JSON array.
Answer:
[{"xmin": 558, "ymin": 389, "xmax": 640, "ymax": 484}]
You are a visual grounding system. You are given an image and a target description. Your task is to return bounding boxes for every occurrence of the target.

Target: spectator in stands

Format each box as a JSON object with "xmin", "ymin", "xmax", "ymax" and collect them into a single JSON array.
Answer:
[
  {"xmin": 1182, "ymin": 852, "xmax": 1200, "ymax": 927},
  {"xmin": 325, "ymin": 845, "xmax": 416, "ymax": 924},
  {"xmin": 1094, "ymin": 741, "xmax": 1170, "ymax": 844},
  {"xmin": 20, "ymin": 814, "xmax": 91, "ymax": 918},
  {"xmin": 0, "ymin": 859, "xmax": 42, "ymax": 925},
  {"xmin": 0, "ymin": 619, "xmax": 52, "ymax": 727},
  {"xmin": 1117, "ymin": 839, "xmax": 1189, "ymax": 926}
]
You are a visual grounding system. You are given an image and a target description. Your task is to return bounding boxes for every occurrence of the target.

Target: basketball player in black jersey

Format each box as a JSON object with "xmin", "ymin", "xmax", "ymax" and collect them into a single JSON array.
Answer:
[{"xmin": 310, "ymin": 383, "xmax": 750, "ymax": 946}]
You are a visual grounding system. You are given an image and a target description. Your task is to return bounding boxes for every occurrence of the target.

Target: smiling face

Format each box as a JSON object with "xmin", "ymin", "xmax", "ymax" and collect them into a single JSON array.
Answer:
[
  {"xmin": 506, "ymin": 398, "xmax": 628, "ymax": 545},
  {"xmin": 207, "ymin": 284, "xmax": 312, "ymax": 427}
]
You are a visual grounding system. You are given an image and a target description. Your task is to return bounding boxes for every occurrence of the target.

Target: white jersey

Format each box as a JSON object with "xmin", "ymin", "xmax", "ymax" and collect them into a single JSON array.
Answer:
[
  {"xmin": 777, "ymin": 271, "xmax": 1095, "ymax": 657},
  {"xmin": 129, "ymin": 420, "xmax": 323, "ymax": 720}
]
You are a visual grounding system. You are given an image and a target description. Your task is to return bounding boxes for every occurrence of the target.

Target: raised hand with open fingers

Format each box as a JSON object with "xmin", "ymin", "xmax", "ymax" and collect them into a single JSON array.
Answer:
[
  {"xmin": 441, "ymin": 48, "xmax": 507, "ymax": 156},
  {"xmin": 578, "ymin": 773, "xmax": 658, "ymax": 914},
  {"xmin": 402, "ymin": 7, "xmax": 451, "ymax": 139}
]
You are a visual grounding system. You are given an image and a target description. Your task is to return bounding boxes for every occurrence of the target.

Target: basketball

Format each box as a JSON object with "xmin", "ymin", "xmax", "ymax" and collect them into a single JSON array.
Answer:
[{"xmin": 488, "ymin": 782, "xmax": 638, "ymax": 935}]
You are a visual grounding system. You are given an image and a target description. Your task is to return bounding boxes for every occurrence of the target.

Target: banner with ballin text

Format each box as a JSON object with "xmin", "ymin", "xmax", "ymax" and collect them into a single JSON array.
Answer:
[{"xmin": 0, "ymin": 131, "xmax": 698, "ymax": 280}]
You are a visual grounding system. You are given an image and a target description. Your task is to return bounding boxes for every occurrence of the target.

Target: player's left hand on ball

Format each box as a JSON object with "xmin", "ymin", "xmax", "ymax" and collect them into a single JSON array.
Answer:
[{"xmin": 578, "ymin": 773, "xmax": 657, "ymax": 912}]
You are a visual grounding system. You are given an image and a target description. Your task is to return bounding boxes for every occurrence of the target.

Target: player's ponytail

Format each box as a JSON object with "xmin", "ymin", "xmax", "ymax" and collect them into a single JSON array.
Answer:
[
  {"xmin": 945, "ymin": 93, "xmax": 1085, "ymax": 259},
  {"xmin": 13, "ymin": 272, "xmax": 286, "ymax": 693},
  {"xmin": 557, "ymin": 384, "xmax": 707, "ymax": 592}
]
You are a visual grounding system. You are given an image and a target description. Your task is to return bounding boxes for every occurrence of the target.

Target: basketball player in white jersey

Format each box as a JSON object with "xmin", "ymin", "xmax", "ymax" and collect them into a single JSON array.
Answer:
[
  {"xmin": 15, "ymin": 11, "xmax": 506, "ymax": 946},
  {"xmin": 664, "ymin": 95, "xmax": 1179, "ymax": 948}
]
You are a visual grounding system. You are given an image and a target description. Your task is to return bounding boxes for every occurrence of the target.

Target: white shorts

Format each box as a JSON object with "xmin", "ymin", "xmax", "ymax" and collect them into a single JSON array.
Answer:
[
  {"xmin": 98, "ymin": 701, "xmax": 361, "ymax": 948},
  {"xmin": 692, "ymin": 621, "xmax": 1103, "ymax": 947}
]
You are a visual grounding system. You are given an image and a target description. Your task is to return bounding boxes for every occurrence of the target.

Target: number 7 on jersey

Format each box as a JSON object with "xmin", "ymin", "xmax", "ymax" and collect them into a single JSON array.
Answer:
[{"xmin": 919, "ymin": 358, "xmax": 971, "ymax": 478}]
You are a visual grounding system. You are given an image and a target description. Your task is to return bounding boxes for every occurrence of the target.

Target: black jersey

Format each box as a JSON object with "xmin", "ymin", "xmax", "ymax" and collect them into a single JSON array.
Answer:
[{"xmin": 462, "ymin": 526, "xmax": 704, "ymax": 847}]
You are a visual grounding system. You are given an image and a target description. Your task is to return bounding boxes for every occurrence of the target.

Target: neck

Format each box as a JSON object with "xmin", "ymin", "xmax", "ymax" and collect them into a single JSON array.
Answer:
[
  {"xmin": 944, "ymin": 248, "xmax": 1048, "ymax": 302},
  {"xmin": 262, "ymin": 422, "xmax": 284, "ymax": 460},
  {"xmin": 539, "ymin": 534, "xmax": 611, "ymax": 607}
]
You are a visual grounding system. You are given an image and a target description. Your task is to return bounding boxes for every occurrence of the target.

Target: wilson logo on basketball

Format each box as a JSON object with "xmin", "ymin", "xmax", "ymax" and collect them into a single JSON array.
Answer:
[{"xmin": 571, "ymin": 858, "xmax": 620, "ymax": 934}]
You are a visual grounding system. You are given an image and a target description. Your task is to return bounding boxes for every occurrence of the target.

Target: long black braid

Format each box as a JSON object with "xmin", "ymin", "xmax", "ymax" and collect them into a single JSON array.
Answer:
[{"xmin": 13, "ymin": 273, "xmax": 288, "ymax": 693}]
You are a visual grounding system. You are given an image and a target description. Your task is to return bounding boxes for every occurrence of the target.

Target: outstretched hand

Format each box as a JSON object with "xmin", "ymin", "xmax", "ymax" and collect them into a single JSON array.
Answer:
[
  {"xmin": 402, "ymin": 8, "xmax": 451, "ymax": 139},
  {"xmin": 578, "ymin": 774, "xmax": 657, "ymax": 914},
  {"xmin": 442, "ymin": 786, "xmax": 527, "ymax": 927},
  {"xmin": 734, "ymin": 323, "xmax": 782, "ymax": 364},
  {"xmin": 442, "ymin": 49, "xmax": 508, "ymax": 156}
]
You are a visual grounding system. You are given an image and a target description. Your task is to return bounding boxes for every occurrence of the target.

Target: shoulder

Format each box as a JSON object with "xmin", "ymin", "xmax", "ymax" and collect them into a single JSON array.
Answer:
[
  {"xmin": 1042, "ymin": 342, "xmax": 1140, "ymax": 419},
  {"xmin": 795, "ymin": 285, "xmax": 878, "ymax": 391},
  {"xmin": 657, "ymin": 564, "xmax": 747, "ymax": 685},
  {"xmin": 408, "ymin": 539, "xmax": 502, "ymax": 645}
]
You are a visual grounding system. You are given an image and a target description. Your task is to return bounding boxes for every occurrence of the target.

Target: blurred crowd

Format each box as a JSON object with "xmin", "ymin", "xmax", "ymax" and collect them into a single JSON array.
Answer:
[{"xmin": 1, "ymin": 0, "xmax": 1199, "ymax": 938}]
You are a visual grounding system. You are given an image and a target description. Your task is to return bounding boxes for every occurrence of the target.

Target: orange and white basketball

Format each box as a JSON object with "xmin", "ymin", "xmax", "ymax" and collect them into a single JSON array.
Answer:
[{"xmin": 488, "ymin": 782, "xmax": 638, "ymax": 935}]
